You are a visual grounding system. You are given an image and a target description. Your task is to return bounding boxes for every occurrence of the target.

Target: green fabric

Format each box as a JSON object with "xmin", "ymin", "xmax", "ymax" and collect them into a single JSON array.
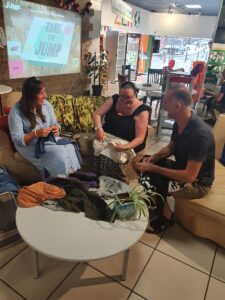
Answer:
[{"xmin": 48, "ymin": 95, "xmax": 105, "ymax": 133}]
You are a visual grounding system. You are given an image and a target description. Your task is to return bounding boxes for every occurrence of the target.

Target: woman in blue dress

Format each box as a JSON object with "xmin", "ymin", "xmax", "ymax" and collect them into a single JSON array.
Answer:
[{"xmin": 8, "ymin": 77, "xmax": 80, "ymax": 178}]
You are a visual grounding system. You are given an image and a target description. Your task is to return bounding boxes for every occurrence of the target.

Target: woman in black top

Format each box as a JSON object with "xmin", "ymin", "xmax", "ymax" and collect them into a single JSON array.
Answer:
[{"xmin": 92, "ymin": 81, "xmax": 149, "ymax": 182}]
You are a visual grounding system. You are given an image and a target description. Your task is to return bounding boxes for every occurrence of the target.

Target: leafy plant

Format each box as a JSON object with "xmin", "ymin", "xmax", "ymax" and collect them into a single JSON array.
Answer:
[
  {"xmin": 108, "ymin": 185, "xmax": 164, "ymax": 223},
  {"xmin": 86, "ymin": 49, "xmax": 109, "ymax": 88}
]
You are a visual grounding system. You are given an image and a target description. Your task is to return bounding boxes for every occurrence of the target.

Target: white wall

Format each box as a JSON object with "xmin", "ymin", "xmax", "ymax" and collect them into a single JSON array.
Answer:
[
  {"xmin": 101, "ymin": 0, "xmax": 218, "ymax": 39},
  {"xmin": 89, "ymin": 0, "xmax": 102, "ymax": 53}
]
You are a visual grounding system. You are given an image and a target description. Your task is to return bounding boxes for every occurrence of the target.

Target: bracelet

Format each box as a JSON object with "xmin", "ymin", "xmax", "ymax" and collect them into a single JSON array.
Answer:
[
  {"xmin": 94, "ymin": 125, "xmax": 102, "ymax": 131},
  {"xmin": 34, "ymin": 130, "xmax": 38, "ymax": 137}
]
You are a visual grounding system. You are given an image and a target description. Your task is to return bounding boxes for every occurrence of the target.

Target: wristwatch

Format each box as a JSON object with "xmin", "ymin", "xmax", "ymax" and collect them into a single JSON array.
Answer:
[{"xmin": 94, "ymin": 125, "xmax": 102, "ymax": 131}]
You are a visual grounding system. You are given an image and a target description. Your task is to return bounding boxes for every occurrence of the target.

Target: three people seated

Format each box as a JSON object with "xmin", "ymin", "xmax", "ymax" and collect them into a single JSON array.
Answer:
[{"xmin": 8, "ymin": 78, "xmax": 215, "ymax": 235}]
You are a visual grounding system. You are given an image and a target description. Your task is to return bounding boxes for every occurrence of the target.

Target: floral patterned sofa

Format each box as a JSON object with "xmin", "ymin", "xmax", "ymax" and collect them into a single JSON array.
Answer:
[
  {"xmin": 47, "ymin": 95, "xmax": 105, "ymax": 133},
  {"xmin": 47, "ymin": 95, "xmax": 106, "ymax": 171}
]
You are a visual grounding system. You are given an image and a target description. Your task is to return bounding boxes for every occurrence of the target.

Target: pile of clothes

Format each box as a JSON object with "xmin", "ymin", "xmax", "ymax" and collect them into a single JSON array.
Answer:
[{"xmin": 17, "ymin": 173, "xmax": 130, "ymax": 223}]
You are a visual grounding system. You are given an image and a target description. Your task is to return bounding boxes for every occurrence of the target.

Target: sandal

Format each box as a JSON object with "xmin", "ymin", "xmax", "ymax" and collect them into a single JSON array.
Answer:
[{"xmin": 146, "ymin": 214, "xmax": 174, "ymax": 234}]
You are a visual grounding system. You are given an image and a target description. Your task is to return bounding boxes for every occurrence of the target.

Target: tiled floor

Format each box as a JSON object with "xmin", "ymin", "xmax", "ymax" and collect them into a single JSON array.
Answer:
[{"xmin": 1, "ymin": 221, "xmax": 225, "ymax": 300}]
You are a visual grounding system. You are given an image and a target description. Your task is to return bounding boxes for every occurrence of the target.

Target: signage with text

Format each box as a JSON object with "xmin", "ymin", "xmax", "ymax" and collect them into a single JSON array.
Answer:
[{"xmin": 112, "ymin": 0, "xmax": 133, "ymax": 23}]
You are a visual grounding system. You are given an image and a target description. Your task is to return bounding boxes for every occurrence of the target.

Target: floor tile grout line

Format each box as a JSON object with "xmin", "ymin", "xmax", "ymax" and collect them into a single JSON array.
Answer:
[
  {"xmin": 203, "ymin": 244, "xmax": 218, "ymax": 300},
  {"xmin": 127, "ymin": 289, "xmax": 149, "ymax": 300},
  {"xmin": 210, "ymin": 274, "xmax": 225, "ymax": 285},
  {"xmin": 0, "ymin": 245, "xmax": 28, "ymax": 270},
  {"xmin": 127, "ymin": 230, "xmax": 166, "ymax": 298},
  {"xmin": 155, "ymin": 248, "xmax": 213, "ymax": 277},
  {"xmin": 0, "ymin": 278, "xmax": 28, "ymax": 300},
  {"xmin": 86, "ymin": 262, "xmax": 135, "ymax": 293},
  {"xmin": 138, "ymin": 240, "xmax": 155, "ymax": 250},
  {"xmin": 46, "ymin": 263, "xmax": 80, "ymax": 300}
]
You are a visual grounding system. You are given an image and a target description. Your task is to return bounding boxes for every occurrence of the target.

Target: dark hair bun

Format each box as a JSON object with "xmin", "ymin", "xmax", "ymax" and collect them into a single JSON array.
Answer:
[{"xmin": 120, "ymin": 81, "xmax": 139, "ymax": 95}]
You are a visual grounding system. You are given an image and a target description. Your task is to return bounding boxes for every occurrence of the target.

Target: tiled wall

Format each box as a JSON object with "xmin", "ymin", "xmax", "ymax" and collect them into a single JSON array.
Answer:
[{"xmin": 0, "ymin": 0, "xmax": 93, "ymax": 96}]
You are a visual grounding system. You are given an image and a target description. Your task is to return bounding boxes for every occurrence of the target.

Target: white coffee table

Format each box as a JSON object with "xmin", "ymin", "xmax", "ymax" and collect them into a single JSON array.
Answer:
[{"xmin": 16, "ymin": 206, "xmax": 147, "ymax": 281}]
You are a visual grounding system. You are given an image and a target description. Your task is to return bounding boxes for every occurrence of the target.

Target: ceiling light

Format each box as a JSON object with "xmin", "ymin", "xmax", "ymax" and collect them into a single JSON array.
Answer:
[{"xmin": 185, "ymin": 4, "xmax": 202, "ymax": 9}]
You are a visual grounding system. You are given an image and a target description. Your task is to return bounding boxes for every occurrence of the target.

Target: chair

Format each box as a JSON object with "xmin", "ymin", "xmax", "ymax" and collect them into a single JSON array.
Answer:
[
  {"xmin": 146, "ymin": 68, "xmax": 163, "ymax": 112},
  {"xmin": 1, "ymin": 91, "xmax": 21, "ymax": 113},
  {"xmin": 147, "ymin": 68, "xmax": 163, "ymax": 85},
  {"xmin": 0, "ymin": 116, "xmax": 41, "ymax": 184},
  {"xmin": 122, "ymin": 65, "xmax": 131, "ymax": 81},
  {"xmin": 118, "ymin": 74, "xmax": 128, "ymax": 88}
]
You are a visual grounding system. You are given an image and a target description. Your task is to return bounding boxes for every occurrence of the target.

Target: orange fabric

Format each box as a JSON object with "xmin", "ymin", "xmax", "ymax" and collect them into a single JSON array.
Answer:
[{"xmin": 17, "ymin": 182, "xmax": 66, "ymax": 208}]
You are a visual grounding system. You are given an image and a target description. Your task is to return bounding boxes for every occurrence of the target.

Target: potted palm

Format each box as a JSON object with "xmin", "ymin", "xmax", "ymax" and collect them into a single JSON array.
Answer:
[
  {"xmin": 86, "ymin": 49, "xmax": 109, "ymax": 96},
  {"xmin": 108, "ymin": 185, "xmax": 164, "ymax": 222}
]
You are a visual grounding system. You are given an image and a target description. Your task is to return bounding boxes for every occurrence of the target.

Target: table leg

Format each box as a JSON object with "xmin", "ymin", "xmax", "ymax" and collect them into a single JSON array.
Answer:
[
  {"xmin": 32, "ymin": 249, "xmax": 39, "ymax": 279},
  {"xmin": 121, "ymin": 249, "xmax": 130, "ymax": 281}
]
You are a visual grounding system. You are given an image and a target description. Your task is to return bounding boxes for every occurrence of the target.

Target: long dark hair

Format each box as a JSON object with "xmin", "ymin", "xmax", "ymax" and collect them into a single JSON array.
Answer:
[{"xmin": 20, "ymin": 77, "xmax": 46, "ymax": 129}]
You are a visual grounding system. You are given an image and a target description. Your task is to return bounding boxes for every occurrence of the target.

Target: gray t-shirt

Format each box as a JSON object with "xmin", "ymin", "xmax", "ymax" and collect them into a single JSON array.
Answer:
[{"xmin": 171, "ymin": 112, "xmax": 215, "ymax": 186}]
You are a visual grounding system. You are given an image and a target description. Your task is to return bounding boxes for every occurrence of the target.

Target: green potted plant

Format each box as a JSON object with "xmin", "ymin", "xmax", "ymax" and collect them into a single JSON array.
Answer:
[
  {"xmin": 108, "ymin": 185, "xmax": 164, "ymax": 222},
  {"xmin": 86, "ymin": 49, "xmax": 109, "ymax": 96}
]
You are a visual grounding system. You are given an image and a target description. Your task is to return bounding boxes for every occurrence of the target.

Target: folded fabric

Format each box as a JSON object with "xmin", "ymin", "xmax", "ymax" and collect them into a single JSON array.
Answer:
[
  {"xmin": 93, "ymin": 133, "xmax": 135, "ymax": 164},
  {"xmin": 35, "ymin": 132, "xmax": 56, "ymax": 158},
  {"xmin": 35, "ymin": 133, "xmax": 82, "ymax": 165},
  {"xmin": 17, "ymin": 182, "xmax": 66, "ymax": 208},
  {"xmin": 69, "ymin": 171, "xmax": 100, "ymax": 189},
  {"xmin": 89, "ymin": 176, "xmax": 131, "ymax": 199},
  {"xmin": 57, "ymin": 188, "xmax": 113, "ymax": 221}
]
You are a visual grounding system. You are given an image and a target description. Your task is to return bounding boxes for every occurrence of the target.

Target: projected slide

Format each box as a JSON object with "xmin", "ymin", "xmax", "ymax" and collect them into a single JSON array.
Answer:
[{"xmin": 3, "ymin": 0, "xmax": 81, "ymax": 79}]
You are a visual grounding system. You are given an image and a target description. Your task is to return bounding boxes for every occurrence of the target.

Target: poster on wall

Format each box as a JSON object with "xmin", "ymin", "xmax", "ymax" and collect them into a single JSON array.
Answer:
[{"xmin": 3, "ymin": 0, "xmax": 81, "ymax": 79}]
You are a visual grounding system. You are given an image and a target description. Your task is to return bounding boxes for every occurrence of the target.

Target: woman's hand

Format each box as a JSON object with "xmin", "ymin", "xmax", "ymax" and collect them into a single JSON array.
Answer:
[
  {"xmin": 95, "ymin": 128, "xmax": 106, "ymax": 142},
  {"xmin": 36, "ymin": 128, "xmax": 52, "ymax": 138},
  {"xmin": 51, "ymin": 124, "xmax": 59, "ymax": 136},
  {"xmin": 110, "ymin": 143, "xmax": 129, "ymax": 152}
]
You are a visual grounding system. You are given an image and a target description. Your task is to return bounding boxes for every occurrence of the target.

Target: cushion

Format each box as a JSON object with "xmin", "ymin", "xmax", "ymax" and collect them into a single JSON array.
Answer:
[
  {"xmin": 48, "ymin": 95, "xmax": 105, "ymax": 133},
  {"xmin": 74, "ymin": 132, "xmax": 94, "ymax": 157},
  {"xmin": 72, "ymin": 96, "xmax": 105, "ymax": 133},
  {"xmin": 220, "ymin": 143, "xmax": 225, "ymax": 166},
  {"xmin": 14, "ymin": 152, "xmax": 27, "ymax": 163},
  {"xmin": 48, "ymin": 94, "xmax": 74, "ymax": 131}
]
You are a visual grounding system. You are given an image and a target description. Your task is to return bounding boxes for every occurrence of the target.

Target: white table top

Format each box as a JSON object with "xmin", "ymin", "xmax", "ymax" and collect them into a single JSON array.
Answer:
[
  {"xmin": 136, "ymin": 83, "xmax": 197, "ymax": 96},
  {"xmin": 16, "ymin": 206, "xmax": 147, "ymax": 262},
  {"xmin": 136, "ymin": 84, "xmax": 162, "ymax": 97},
  {"xmin": 0, "ymin": 85, "xmax": 12, "ymax": 95}
]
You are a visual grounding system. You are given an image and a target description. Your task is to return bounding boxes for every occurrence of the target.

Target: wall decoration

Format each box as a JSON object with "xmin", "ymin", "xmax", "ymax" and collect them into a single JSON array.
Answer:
[{"xmin": 55, "ymin": 0, "xmax": 92, "ymax": 16}]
